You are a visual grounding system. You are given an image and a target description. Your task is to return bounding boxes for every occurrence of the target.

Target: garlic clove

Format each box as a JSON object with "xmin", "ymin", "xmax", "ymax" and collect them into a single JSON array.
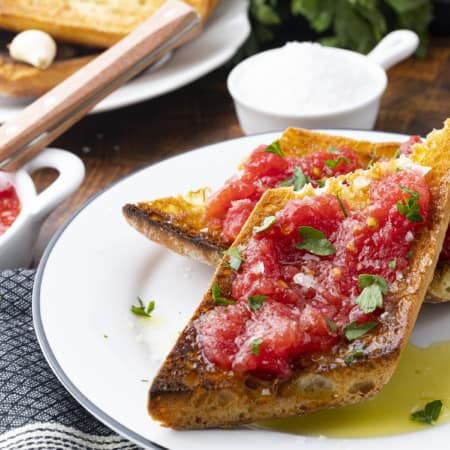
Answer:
[{"xmin": 8, "ymin": 30, "xmax": 57, "ymax": 70}]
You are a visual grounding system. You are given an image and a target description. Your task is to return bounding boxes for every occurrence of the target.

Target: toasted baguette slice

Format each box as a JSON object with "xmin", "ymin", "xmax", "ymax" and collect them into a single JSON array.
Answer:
[
  {"xmin": 148, "ymin": 120, "xmax": 450, "ymax": 429},
  {"xmin": 0, "ymin": 0, "xmax": 216, "ymax": 48},
  {"xmin": 123, "ymin": 127, "xmax": 450, "ymax": 302},
  {"xmin": 0, "ymin": 54, "xmax": 96, "ymax": 98},
  {"xmin": 123, "ymin": 127, "xmax": 401, "ymax": 266}
]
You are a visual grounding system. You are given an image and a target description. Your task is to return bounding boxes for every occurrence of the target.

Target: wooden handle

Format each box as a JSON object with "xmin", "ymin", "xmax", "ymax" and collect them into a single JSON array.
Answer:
[{"xmin": 0, "ymin": 0, "xmax": 201, "ymax": 171}]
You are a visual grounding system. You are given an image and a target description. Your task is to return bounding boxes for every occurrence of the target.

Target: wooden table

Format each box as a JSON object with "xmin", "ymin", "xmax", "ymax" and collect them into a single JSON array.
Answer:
[{"xmin": 31, "ymin": 36, "xmax": 450, "ymax": 264}]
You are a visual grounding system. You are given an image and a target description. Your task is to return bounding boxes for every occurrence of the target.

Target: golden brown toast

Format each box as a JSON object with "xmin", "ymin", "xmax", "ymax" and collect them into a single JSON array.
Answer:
[
  {"xmin": 148, "ymin": 120, "xmax": 450, "ymax": 429},
  {"xmin": 0, "ymin": 0, "xmax": 216, "ymax": 48},
  {"xmin": 124, "ymin": 127, "xmax": 450, "ymax": 302},
  {"xmin": 123, "ymin": 127, "xmax": 401, "ymax": 266}
]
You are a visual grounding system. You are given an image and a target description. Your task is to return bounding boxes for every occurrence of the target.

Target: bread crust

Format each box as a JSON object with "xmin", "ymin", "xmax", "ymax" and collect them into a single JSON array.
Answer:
[
  {"xmin": 148, "ymin": 120, "xmax": 450, "ymax": 429},
  {"xmin": 0, "ymin": 0, "xmax": 217, "ymax": 48}
]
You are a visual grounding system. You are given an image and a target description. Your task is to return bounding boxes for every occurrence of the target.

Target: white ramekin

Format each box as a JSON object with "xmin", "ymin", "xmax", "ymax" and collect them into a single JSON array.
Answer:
[
  {"xmin": 0, "ymin": 149, "xmax": 85, "ymax": 269},
  {"xmin": 227, "ymin": 30, "xmax": 419, "ymax": 134}
]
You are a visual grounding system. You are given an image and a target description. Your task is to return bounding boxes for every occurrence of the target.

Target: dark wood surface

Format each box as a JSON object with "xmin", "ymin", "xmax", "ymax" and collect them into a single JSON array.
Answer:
[{"xmin": 31, "ymin": 36, "xmax": 450, "ymax": 264}]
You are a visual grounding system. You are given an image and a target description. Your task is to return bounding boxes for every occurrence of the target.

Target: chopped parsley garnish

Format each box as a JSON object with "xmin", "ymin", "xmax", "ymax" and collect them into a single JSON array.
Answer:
[
  {"xmin": 103, "ymin": 334, "xmax": 108, "ymax": 339},
  {"xmin": 407, "ymin": 250, "xmax": 414, "ymax": 259},
  {"xmin": 265, "ymin": 140, "xmax": 284, "ymax": 157},
  {"xmin": 327, "ymin": 146, "xmax": 340, "ymax": 154},
  {"xmin": 254, "ymin": 216, "xmax": 276, "ymax": 233},
  {"xmin": 344, "ymin": 344, "xmax": 365, "ymax": 366},
  {"xmin": 130, "ymin": 296, "xmax": 155, "ymax": 318},
  {"xmin": 411, "ymin": 400, "xmax": 443, "ymax": 425},
  {"xmin": 367, "ymin": 158, "xmax": 376, "ymax": 169},
  {"xmin": 397, "ymin": 186, "xmax": 424, "ymax": 223},
  {"xmin": 296, "ymin": 226, "xmax": 336, "ymax": 256},
  {"xmin": 251, "ymin": 337, "xmax": 263, "ymax": 355},
  {"xmin": 279, "ymin": 167, "xmax": 309, "ymax": 191},
  {"xmin": 394, "ymin": 149, "xmax": 401, "ymax": 159},
  {"xmin": 316, "ymin": 179, "xmax": 326, "ymax": 188},
  {"xmin": 325, "ymin": 156, "xmax": 351, "ymax": 169},
  {"xmin": 388, "ymin": 258, "xmax": 397, "ymax": 270},
  {"xmin": 223, "ymin": 247, "xmax": 243, "ymax": 271},
  {"xmin": 248, "ymin": 295, "xmax": 268, "ymax": 312},
  {"xmin": 344, "ymin": 320, "xmax": 378, "ymax": 341},
  {"xmin": 336, "ymin": 192, "xmax": 348, "ymax": 218},
  {"xmin": 354, "ymin": 274, "xmax": 389, "ymax": 313},
  {"xmin": 212, "ymin": 282, "xmax": 236, "ymax": 305},
  {"xmin": 325, "ymin": 317, "xmax": 337, "ymax": 334}
]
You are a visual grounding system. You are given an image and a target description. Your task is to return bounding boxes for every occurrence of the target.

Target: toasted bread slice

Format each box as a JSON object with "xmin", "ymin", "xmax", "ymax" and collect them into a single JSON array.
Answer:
[
  {"xmin": 123, "ymin": 127, "xmax": 401, "ymax": 267},
  {"xmin": 0, "ymin": 54, "xmax": 96, "ymax": 97},
  {"xmin": 148, "ymin": 120, "xmax": 450, "ymax": 429},
  {"xmin": 0, "ymin": 0, "xmax": 216, "ymax": 48},
  {"xmin": 124, "ymin": 128, "xmax": 450, "ymax": 303}
]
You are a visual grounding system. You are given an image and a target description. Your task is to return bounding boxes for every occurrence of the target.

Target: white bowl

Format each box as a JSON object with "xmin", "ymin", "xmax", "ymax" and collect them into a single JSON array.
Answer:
[
  {"xmin": 227, "ymin": 30, "xmax": 419, "ymax": 134},
  {"xmin": 0, "ymin": 148, "xmax": 85, "ymax": 269}
]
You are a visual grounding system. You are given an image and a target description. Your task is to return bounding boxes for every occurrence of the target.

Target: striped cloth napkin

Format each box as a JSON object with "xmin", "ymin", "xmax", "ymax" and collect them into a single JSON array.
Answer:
[{"xmin": 0, "ymin": 269, "xmax": 142, "ymax": 450}]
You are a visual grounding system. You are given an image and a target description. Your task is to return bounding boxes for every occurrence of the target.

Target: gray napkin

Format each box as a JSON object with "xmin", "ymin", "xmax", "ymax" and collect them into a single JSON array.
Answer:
[{"xmin": 0, "ymin": 269, "xmax": 141, "ymax": 450}]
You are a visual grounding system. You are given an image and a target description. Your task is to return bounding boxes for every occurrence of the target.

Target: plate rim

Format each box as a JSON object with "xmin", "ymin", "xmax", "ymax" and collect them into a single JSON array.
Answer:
[{"xmin": 33, "ymin": 128, "xmax": 422, "ymax": 449}]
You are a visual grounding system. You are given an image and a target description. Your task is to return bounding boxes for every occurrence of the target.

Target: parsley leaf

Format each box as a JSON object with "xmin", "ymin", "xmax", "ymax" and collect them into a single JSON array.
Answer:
[
  {"xmin": 344, "ymin": 344, "xmax": 365, "ymax": 366},
  {"xmin": 396, "ymin": 186, "xmax": 424, "ymax": 223},
  {"xmin": 389, "ymin": 258, "xmax": 397, "ymax": 270},
  {"xmin": 327, "ymin": 146, "xmax": 340, "ymax": 154},
  {"xmin": 336, "ymin": 193, "xmax": 348, "ymax": 218},
  {"xmin": 325, "ymin": 317, "xmax": 337, "ymax": 333},
  {"xmin": 279, "ymin": 167, "xmax": 309, "ymax": 191},
  {"xmin": 251, "ymin": 337, "xmax": 263, "ymax": 355},
  {"xmin": 316, "ymin": 179, "xmax": 326, "ymax": 188},
  {"xmin": 223, "ymin": 247, "xmax": 243, "ymax": 271},
  {"xmin": 265, "ymin": 140, "xmax": 284, "ymax": 157},
  {"xmin": 411, "ymin": 400, "xmax": 443, "ymax": 425},
  {"xmin": 407, "ymin": 250, "xmax": 414, "ymax": 259},
  {"xmin": 296, "ymin": 226, "xmax": 336, "ymax": 256},
  {"xmin": 254, "ymin": 216, "xmax": 276, "ymax": 233},
  {"xmin": 344, "ymin": 321, "xmax": 378, "ymax": 340},
  {"xmin": 394, "ymin": 149, "xmax": 401, "ymax": 159},
  {"xmin": 130, "ymin": 296, "xmax": 155, "ymax": 318},
  {"xmin": 355, "ymin": 274, "xmax": 389, "ymax": 313},
  {"xmin": 248, "ymin": 295, "xmax": 268, "ymax": 312},
  {"xmin": 325, "ymin": 156, "xmax": 351, "ymax": 169},
  {"xmin": 212, "ymin": 282, "xmax": 236, "ymax": 305}
]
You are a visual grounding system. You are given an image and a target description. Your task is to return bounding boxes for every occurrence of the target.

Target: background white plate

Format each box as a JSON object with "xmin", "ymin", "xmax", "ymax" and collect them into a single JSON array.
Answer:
[
  {"xmin": 0, "ymin": 0, "xmax": 250, "ymax": 121},
  {"xmin": 34, "ymin": 130, "xmax": 450, "ymax": 449}
]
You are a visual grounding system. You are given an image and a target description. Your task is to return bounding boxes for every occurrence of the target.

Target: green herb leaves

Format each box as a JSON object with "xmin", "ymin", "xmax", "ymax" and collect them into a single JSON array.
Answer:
[
  {"xmin": 254, "ymin": 216, "xmax": 276, "ymax": 233},
  {"xmin": 344, "ymin": 321, "xmax": 378, "ymax": 340},
  {"xmin": 296, "ymin": 226, "xmax": 336, "ymax": 256},
  {"xmin": 336, "ymin": 193, "xmax": 348, "ymax": 218},
  {"xmin": 248, "ymin": 295, "xmax": 267, "ymax": 312},
  {"xmin": 265, "ymin": 140, "xmax": 284, "ymax": 157},
  {"xmin": 325, "ymin": 156, "xmax": 351, "ymax": 169},
  {"xmin": 223, "ymin": 247, "xmax": 242, "ymax": 271},
  {"xmin": 279, "ymin": 167, "xmax": 309, "ymax": 191},
  {"xmin": 411, "ymin": 400, "xmax": 443, "ymax": 425},
  {"xmin": 325, "ymin": 317, "xmax": 337, "ymax": 334},
  {"xmin": 212, "ymin": 282, "xmax": 236, "ymax": 305},
  {"xmin": 354, "ymin": 274, "xmax": 389, "ymax": 313},
  {"xmin": 251, "ymin": 337, "xmax": 263, "ymax": 355},
  {"xmin": 397, "ymin": 185, "xmax": 424, "ymax": 223},
  {"xmin": 344, "ymin": 344, "xmax": 365, "ymax": 366},
  {"xmin": 131, "ymin": 296, "xmax": 155, "ymax": 318}
]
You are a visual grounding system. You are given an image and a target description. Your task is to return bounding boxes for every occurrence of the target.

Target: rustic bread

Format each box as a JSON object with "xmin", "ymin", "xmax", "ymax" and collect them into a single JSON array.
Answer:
[
  {"xmin": 148, "ymin": 120, "xmax": 450, "ymax": 429},
  {"xmin": 123, "ymin": 127, "xmax": 400, "ymax": 267},
  {"xmin": 0, "ymin": 0, "xmax": 216, "ymax": 48},
  {"xmin": 123, "ymin": 127, "xmax": 450, "ymax": 302}
]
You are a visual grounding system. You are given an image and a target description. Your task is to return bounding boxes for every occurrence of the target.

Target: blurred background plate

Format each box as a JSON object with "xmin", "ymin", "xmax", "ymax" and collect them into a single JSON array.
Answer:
[{"xmin": 0, "ymin": 0, "xmax": 250, "ymax": 121}]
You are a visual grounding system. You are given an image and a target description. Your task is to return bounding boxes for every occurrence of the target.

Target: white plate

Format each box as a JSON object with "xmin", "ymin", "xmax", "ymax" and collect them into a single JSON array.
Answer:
[
  {"xmin": 0, "ymin": 0, "xmax": 250, "ymax": 121},
  {"xmin": 34, "ymin": 130, "xmax": 450, "ymax": 450}
]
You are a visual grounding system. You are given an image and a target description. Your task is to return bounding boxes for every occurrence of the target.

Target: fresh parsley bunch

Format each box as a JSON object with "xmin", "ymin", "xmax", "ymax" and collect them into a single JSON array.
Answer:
[{"xmin": 241, "ymin": 0, "xmax": 432, "ymax": 59}]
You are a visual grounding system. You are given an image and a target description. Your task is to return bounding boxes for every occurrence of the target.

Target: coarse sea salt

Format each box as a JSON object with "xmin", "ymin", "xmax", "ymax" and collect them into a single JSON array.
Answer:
[{"xmin": 235, "ymin": 42, "xmax": 379, "ymax": 116}]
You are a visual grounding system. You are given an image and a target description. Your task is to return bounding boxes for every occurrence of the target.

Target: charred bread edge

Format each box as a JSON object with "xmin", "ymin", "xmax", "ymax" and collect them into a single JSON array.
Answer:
[
  {"xmin": 147, "ymin": 122, "xmax": 450, "ymax": 428},
  {"xmin": 123, "ymin": 203, "xmax": 223, "ymax": 266}
]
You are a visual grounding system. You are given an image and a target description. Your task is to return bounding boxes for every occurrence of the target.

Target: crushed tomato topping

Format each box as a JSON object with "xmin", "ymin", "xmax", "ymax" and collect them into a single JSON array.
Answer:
[
  {"xmin": 0, "ymin": 185, "xmax": 20, "ymax": 235},
  {"xmin": 196, "ymin": 169, "xmax": 430, "ymax": 379},
  {"xmin": 204, "ymin": 145, "xmax": 363, "ymax": 243}
]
